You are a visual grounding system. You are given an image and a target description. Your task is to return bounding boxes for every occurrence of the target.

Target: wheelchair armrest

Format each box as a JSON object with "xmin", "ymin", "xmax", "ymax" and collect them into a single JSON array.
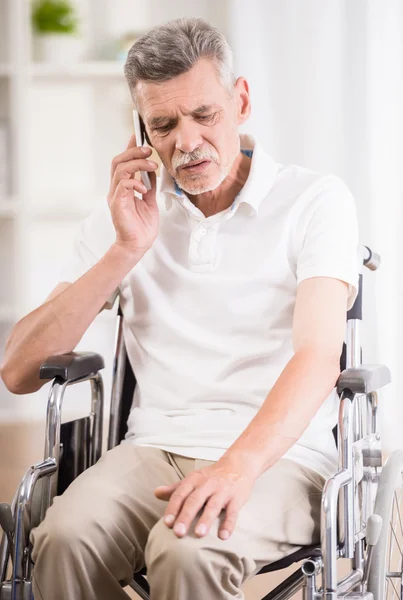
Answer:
[
  {"xmin": 39, "ymin": 351, "xmax": 105, "ymax": 382},
  {"xmin": 336, "ymin": 363, "xmax": 391, "ymax": 395}
]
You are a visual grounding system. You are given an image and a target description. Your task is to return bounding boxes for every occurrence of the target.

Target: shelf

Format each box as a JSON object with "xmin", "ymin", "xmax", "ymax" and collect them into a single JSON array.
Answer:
[{"xmin": 30, "ymin": 61, "xmax": 125, "ymax": 79}]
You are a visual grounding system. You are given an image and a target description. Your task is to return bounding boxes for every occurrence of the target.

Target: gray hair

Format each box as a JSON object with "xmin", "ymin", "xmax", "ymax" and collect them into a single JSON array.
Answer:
[{"xmin": 124, "ymin": 17, "xmax": 236, "ymax": 107}]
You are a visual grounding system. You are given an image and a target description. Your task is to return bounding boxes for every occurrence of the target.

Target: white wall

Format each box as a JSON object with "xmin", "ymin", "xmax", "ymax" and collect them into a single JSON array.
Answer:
[
  {"xmin": 229, "ymin": 0, "xmax": 403, "ymax": 452},
  {"xmin": 0, "ymin": 0, "xmax": 230, "ymax": 425}
]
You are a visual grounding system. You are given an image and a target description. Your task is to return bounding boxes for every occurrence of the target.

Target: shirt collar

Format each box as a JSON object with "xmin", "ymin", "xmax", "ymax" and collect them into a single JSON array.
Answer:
[{"xmin": 159, "ymin": 133, "xmax": 278, "ymax": 214}]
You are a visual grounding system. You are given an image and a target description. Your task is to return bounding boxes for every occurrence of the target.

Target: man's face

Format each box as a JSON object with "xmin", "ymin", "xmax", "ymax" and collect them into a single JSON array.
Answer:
[{"xmin": 136, "ymin": 59, "xmax": 245, "ymax": 195}]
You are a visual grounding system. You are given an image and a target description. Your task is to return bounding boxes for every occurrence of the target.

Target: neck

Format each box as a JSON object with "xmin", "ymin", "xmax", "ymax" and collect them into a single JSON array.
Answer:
[{"xmin": 186, "ymin": 151, "xmax": 252, "ymax": 218}]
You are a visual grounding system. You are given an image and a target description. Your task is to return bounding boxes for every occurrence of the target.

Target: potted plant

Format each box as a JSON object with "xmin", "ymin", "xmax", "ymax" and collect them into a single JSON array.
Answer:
[{"xmin": 31, "ymin": 0, "xmax": 84, "ymax": 64}]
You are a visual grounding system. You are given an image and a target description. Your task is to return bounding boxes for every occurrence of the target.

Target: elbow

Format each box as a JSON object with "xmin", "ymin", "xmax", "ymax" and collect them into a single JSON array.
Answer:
[
  {"xmin": 0, "ymin": 361, "xmax": 21, "ymax": 394},
  {"xmin": 0, "ymin": 360, "xmax": 42, "ymax": 395}
]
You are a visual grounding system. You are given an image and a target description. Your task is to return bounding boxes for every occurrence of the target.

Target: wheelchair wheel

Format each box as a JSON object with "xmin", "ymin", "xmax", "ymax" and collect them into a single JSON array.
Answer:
[{"xmin": 368, "ymin": 450, "xmax": 403, "ymax": 600}]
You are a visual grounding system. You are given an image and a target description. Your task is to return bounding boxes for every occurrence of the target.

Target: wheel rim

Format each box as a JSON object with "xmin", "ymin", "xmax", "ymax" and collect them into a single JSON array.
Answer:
[{"xmin": 384, "ymin": 479, "xmax": 403, "ymax": 600}]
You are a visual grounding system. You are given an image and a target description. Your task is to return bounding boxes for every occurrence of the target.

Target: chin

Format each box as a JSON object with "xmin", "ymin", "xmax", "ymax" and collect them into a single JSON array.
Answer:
[
  {"xmin": 178, "ymin": 171, "xmax": 229, "ymax": 195},
  {"xmin": 179, "ymin": 180, "xmax": 218, "ymax": 195}
]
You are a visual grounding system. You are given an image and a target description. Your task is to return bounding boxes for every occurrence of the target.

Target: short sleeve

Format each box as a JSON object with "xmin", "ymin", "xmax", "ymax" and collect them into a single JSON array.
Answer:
[
  {"xmin": 58, "ymin": 202, "xmax": 119, "ymax": 311},
  {"xmin": 294, "ymin": 175, "xmax": 360, "ymax": 311}
]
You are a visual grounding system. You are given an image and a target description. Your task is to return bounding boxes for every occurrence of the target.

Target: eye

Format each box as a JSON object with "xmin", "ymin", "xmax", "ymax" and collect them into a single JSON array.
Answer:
[
  {"xmin": 154, "ymin": 125, "xmax": 172, "ymax": 134},
  {"xmin": 198, "ymin": 114, "xmax": 214, "ymax": 121}
]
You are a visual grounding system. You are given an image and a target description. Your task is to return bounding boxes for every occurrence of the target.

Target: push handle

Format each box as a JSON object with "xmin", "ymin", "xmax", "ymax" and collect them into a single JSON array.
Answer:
[
  {"xmin": 363, "ymin": 246, "xmax": 381, "ymax": 272},
  {"xmin": 347, "ymin": 246, "xmax": 380, "ymax": 322}
]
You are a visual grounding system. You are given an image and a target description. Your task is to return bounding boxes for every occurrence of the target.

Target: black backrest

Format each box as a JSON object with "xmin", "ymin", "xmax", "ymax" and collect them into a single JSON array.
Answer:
[{"xmin": 117, "ymin": 352, "xmax": 137, "ymax": 443}]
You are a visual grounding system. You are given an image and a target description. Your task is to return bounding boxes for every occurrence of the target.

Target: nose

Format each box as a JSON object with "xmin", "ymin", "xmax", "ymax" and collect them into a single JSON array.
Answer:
[{"xmin": 174, "ymin": 120, "xmax": 204, "ymax": 154}]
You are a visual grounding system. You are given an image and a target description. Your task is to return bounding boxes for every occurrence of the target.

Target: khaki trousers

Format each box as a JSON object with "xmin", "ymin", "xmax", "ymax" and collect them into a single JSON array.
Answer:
[{"xmin": 30, "ymin": 442, "xmax": 325, "ymax": 600}]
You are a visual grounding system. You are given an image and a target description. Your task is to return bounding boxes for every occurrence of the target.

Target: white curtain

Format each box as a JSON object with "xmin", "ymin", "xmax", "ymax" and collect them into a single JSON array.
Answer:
[{"xmin": 227, "ymin": 0, "xmax": 403, "ymax": 452}]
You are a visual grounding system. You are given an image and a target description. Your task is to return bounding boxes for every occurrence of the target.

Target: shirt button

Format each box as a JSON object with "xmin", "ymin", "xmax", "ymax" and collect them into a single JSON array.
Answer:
[{"xmin": 200, "ymin": 228, "xmax": 207, "ymax": 235}]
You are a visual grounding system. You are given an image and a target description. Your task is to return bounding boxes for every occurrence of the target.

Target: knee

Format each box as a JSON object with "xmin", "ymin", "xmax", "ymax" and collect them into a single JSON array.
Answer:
[
  {"xmin": 145, "ymin": 520, "xmax": 203, "ymax": 571},
  {"xmin": 30, "ymin": 491, "xmax": 112, "ymax": 567},
  {"xmin": 145, "ymin": 519, "xmax": 248, "ymax": 578},
  {"xmin": 31, "ymin": 503, "xmax": 92, "ymax": 563}
]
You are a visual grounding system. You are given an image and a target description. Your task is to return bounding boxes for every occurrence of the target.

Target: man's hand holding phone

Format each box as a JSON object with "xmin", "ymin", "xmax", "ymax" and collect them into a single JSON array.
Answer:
[{"xmin": 107, "ymin": 132, "xmax": 159, "ymax": 260}]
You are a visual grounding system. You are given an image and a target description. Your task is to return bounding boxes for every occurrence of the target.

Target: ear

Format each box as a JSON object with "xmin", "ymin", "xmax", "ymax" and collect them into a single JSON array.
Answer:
[{"xmin": 234, "ymin": 77, "xmax": 251, "ymax": 126}]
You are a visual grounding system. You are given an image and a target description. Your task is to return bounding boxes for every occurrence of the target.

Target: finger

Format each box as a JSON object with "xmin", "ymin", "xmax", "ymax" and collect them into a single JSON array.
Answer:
[
  {"xmin": 126, "ymin": 133, "xmax": 137, "ymax": 149},
  {"xmin": 193, "ymin": 492, "xmax": 228, "ymax": 538},
  {"xmin": 154, "ymin": 481, "xmax": 179, "ymax": 500},
  {"xmin": 218, "ymin": 498, "xmax": 240, "ymax": 540},
  {"xmin": 172, "ymin": 487, "xmax": 213, "ymax": 537},
  {"xmin": 162, "ymin": 481, "xmax": 197, "ymax": 530},
  {"xmin": 111, "ymin": 177, "xmax": 148, "ymax": 204},
  {"xmin": 110, "ymin": 145, "xmax": 152, "ymax": 181},
  {"xmin": 110, "ymin": 159, "xmax": 158, "ymax": 198},
  {"xmin": 117, "ymin": 158, "xmax": 158, "ymax": 177}
]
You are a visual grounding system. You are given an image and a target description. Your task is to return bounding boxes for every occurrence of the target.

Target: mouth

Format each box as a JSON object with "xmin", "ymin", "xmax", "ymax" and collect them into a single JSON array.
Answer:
[{"xmin": 179, "ymin": 160, "xmax": 211, "ymax": 172}]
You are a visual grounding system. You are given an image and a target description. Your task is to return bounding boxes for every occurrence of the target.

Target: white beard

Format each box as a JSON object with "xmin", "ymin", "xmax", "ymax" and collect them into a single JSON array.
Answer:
[{"xmin": 175, "ymin": 162, "xmax": 231, "ymax": 195}]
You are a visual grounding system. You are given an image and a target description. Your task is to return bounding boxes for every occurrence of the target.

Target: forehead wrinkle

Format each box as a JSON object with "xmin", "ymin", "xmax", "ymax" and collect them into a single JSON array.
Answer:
[
  {"xmin": 148, "ymin": 103, "xmax": 219, "ymax": 128},
  {"xmin": 149, "ymin": 114, "xmax": 176, "ymax": 127}
]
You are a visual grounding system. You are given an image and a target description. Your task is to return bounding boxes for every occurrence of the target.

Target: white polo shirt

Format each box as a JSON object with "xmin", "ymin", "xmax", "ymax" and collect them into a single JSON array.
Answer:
[{"xmin": 59, "ymin": 133, "xmax": 359, "ymax": 479}]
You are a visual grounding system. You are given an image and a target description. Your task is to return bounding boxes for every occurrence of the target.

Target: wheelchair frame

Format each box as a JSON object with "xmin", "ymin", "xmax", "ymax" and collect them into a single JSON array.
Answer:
[{"xmin": 0, "ymin": 245, "xmax": 395, "ymax": 600}]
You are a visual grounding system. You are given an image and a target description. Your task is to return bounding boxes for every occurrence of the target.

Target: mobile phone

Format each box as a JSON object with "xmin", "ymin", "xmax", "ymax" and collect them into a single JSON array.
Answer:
[{"xmin": 132, "ymin": 109, "xmax": 152, "ymax": 192}]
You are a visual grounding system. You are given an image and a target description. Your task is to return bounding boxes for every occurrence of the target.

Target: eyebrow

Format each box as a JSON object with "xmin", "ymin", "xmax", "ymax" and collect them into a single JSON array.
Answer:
[{"xmin": 149, "ymin": 104, "xmax": 217, "ymax": 128}]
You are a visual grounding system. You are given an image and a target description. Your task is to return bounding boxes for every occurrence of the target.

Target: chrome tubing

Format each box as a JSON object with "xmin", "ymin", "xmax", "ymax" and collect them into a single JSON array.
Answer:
[
  {"xmin": 42, "ymin": 380, "xmax": 67, "ymax": 512},
  {"xmin": 338, "ymin": 392, "xmax": 355, "ymax": 558},
  {"xmin": 89, "ymin": 373, "xmax": 104, "ymax": 466},
  {"xmin": 321, "ymin": 469, "xmax": 351, "ymax": 600},
  {"xmin": 337, "ymin": 569, "xmax": 363, "ymax": 596},
  {"xmin": 367, "ymin": 391, "xmax": 378, "ymax": 436},
  {"xmin": 42, "ymin": 371, "xmax": 104, "ymax": 519},
  {"xmin": 302, "ymin": 558, "xmax": 322, "ymax": 600},
  {"xmin": 12, "ymin": 459, "xmax": 57, "ymax": 599},
  {"xmin": 346, "ymin": 319, "xmax": 361, "ymax": 369},
  {"xmin": 108, "ymin": 312, "xmax": 126, "ymax": 450}
]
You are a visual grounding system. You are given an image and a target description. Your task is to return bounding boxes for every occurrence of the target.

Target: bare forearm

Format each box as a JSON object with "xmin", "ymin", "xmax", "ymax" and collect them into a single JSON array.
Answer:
[
  {"xmin": 221, "ymin": 349, "xmax": 340, "ymax": 478},
  {"xmin": 1, "ymin": 243, "xmax": 142, "ymax": 394}
]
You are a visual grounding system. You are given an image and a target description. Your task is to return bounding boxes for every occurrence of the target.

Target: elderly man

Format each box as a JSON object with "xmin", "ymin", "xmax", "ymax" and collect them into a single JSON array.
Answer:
[{"xmin": 1, "ymin": 16, "xmax": 359, "ymax": 600}]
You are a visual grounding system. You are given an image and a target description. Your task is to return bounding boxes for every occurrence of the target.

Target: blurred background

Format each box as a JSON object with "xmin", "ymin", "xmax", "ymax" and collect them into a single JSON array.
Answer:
[{"xmin": 0, "ymin": 0, "xmax": 402, "ymax": 596}]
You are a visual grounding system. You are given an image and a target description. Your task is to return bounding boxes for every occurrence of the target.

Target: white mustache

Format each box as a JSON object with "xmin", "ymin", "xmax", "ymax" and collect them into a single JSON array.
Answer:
[{"xmin": 172, "ymin": 147, "xmax": 219, "ymax": 171}]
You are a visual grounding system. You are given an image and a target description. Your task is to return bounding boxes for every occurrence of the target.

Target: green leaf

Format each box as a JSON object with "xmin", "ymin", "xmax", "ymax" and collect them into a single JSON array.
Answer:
[{"xmin": 31, "ymin": 0, "xmax": 79, "ymax": 35}]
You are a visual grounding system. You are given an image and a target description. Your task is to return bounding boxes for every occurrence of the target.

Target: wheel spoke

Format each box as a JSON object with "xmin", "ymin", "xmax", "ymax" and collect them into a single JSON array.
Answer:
[
  {"xmin": 389, "ymin": 576, "xmax": 400, "ymax": 600},
  {"xmin": 390, "ymin": 524, "xmax": 402, "ymax": 557},
  {"xmin": 388, "ymin": 488, "xmax": 403, "ymax": 600},
  {"xmin": 395, "ymin": 491, "xmax": 403, "ymax": 539},
  {"xmin": 367, "ymin": 466, "xmax": 403, "ymax": 600}
]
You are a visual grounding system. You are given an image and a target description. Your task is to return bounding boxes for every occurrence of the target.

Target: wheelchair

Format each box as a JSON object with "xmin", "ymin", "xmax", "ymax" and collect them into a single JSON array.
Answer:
[{"xmin": 0, "ymin": 244, "xmax": 397, "ymax": 600}]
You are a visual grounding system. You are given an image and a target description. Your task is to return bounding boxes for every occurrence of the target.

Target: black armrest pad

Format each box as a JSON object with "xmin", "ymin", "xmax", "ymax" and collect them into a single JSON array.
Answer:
[
  {"xmin": 39, "ymin": 352, "xmax": 105, "ymax": 382},
  {"xmin": 337, "ymin": 364, "xmax": 391, "ymax": 395}
]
